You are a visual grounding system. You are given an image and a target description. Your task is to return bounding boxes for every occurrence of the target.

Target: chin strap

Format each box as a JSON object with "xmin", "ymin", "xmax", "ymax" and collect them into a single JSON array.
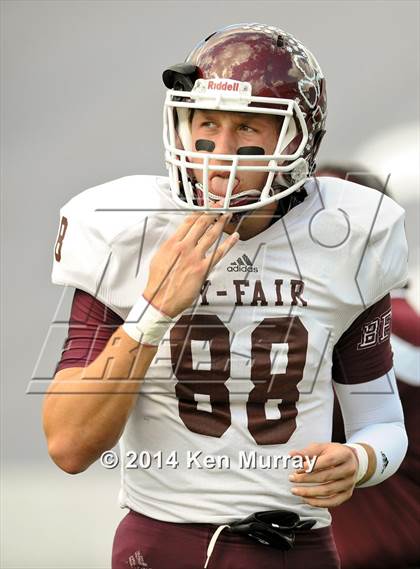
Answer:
[
  {"xmin": 203, "ymin": 510, "xmax": 316, "ymax": 568},
  {"xmin": 192, "ymin": 179, "xmax": 308, "ymax": 228},
  {"xmin": 193, "ymin": 168, "xmax": 307, "ymax": 208},
  {"xmin": 195, "ymin": 182, "xmax": 261, "ymax": 207}
]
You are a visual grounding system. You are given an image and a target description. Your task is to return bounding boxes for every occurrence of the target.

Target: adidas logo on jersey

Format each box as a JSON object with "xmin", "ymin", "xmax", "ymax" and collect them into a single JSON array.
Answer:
[{"xmin": 227, "ymin": 254, "xmax": 258, "ymax": 272}]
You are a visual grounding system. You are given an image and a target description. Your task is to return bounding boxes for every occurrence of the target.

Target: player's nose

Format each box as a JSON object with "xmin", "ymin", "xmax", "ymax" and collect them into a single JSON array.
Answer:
[{"xmin": 211, "ymin": 127, "xmax": 237, "ymax": 163}]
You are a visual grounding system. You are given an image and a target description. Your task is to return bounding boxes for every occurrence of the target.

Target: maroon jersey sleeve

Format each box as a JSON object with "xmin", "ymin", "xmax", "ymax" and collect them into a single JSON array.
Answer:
[
  {"xmin": 55, "ymin": 289, "xmax": 124, "ymax": 373},
  {"xmin": 332, "ymin": 294, "xmax": 393, "ymax": 384}
]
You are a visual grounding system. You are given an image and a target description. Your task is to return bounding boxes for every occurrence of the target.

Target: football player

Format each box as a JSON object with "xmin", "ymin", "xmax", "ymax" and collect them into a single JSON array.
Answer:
[
  {"xmin": 43, "ymin": 24, "xmax": 409, "ymax": 569},
  {"xmin": 316, "ymin": 164, "xmax": 420, "ymax": 569}
]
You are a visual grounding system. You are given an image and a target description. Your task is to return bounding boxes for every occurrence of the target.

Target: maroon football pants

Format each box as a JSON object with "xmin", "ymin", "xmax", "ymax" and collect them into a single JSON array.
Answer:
[{"xmin": 112, "ymin": 509, "xmax": 341, "ymax": 569}]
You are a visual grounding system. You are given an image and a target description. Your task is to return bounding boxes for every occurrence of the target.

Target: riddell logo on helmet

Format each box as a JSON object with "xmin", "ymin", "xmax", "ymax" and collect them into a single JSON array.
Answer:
[{"xmin": 207, "ymin": 80, "xmax": 240, "ymax": 92}]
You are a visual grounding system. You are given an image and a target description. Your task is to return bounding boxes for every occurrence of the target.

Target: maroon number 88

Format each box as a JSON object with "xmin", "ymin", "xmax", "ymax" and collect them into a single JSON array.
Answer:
[{"xmin": 170, "ymin": 314, "xmax": 308, "ymax": 445}]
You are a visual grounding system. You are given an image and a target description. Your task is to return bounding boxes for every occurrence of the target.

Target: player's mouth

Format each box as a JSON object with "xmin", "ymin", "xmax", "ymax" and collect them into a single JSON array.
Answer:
[
  {"xmin": 194, "ymin": 172, "xmax": 263, "ymax": 209},
  {"xmin": 209, "ymin": 174, "xmax": 240, "ymax": 196},
  {"xmin": 195, "ymin": 188, "xmax": 261, "ymax": 209},
  {"xmin": 209, "ymin": 174, "xmax": 263, "ymax": 207}
]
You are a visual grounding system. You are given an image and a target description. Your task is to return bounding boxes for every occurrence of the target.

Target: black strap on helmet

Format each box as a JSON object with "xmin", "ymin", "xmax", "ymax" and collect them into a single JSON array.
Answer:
[{"xmin": 162, "ymin": 63, "xmax": 199, "ymax": 92}]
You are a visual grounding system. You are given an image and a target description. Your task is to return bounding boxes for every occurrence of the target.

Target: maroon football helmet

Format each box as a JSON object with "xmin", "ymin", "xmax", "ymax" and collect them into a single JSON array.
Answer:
[{"xmin": 162, "ymin": 23, "xmax": 327, "ymax": 211}]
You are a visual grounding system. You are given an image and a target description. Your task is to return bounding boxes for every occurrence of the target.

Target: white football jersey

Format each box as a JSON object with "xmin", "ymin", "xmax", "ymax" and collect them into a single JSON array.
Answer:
[{"xmin": 52, "ymin": 175, "xmax": 408, "ymax": 527}]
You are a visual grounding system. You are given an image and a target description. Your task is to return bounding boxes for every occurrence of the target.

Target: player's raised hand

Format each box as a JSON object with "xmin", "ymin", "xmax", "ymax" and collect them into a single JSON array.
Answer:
[
  {"xmin": 288, "ymin": 442, "xmax": 360, "ymax": 508},
  {"xmin": 143, "ymin": 209, "xmax": 239, "ymax": 317}
]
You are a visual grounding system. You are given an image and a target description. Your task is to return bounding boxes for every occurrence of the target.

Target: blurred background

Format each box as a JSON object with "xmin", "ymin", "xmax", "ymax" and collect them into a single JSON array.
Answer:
[{"xmin": 1, "ymin": 1, "xmax": 419, "ymax": 567}]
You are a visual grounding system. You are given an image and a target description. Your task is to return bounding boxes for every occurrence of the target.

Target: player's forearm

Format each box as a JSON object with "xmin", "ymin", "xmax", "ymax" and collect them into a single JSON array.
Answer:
[
  {"xmin": 334, "ymin": 371, "xmax": 407, "ymax": 487},
  {"xmin": 43, "ymin": 328, "xmax": 157, "ymax": 474},
  {"xmin": 347, "ymin": 422, "xmax": 407, "ymax": 487}
]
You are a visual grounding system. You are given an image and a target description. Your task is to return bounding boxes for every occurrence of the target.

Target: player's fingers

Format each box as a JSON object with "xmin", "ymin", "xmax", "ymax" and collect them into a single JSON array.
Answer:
[
  {"xmin": 205, "ymin": 231, "xmax": 240, "ymax": 271},
  {"xmin": 196, "ymin": 213, "xmax": 232, "ymax": 255},
  {"xmin": 299, "ymin": 451, "xmax": 345, "ymax": 473},
  {"xmin": 169, "ymin": 198, "xmax": 225, "ymax": 242},
  {"xmin": 171, "ymin": 212, "xmax": 203, "ymax": 241},
  {"xmin": 291, "ymin": 478, "xmax": 351, "ymax": 499},
  {"xmin": 289, "ymin": 463, "xmax": 351, "ymax": 484},
  {"xmin": 289, "ymin": 443, "xmax": 329, "ymax": 458},
  {"xmin": 301, "ymin": 491, "xmax": 352, "ymax": 508},
  {"xmin": 182, "ymin": 211, "xmax": 225, "ymax": 246}
]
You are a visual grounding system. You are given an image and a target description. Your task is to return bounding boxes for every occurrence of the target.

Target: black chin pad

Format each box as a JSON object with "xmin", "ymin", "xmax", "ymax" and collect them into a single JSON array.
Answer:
[
  {"xmin": 237, "ymin": 146, "xmax": 265, "ymax": 155},
  {"xmin": 195, "ymin": 139, "xmax": 215, "ymax": 152}
]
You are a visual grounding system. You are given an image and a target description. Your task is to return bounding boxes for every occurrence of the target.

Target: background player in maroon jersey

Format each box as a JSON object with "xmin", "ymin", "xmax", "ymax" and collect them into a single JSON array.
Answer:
[{"xmin": 316, "ymin": 164, "xmax": 420, "ymax": 569}]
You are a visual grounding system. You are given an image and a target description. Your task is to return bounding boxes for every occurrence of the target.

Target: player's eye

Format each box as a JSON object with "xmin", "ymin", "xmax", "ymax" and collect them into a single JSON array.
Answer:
[
  {"xmin": 239, "ymin": 124, "xmax": 256, "ymax": 133},
  {"xmin": 200, "ymin": 121, "xmax": 217, "ymax": 128}
]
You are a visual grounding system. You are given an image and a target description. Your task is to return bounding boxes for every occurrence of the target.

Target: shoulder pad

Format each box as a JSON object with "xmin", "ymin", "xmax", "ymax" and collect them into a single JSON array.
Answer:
[
  {"xmin": 51, "ymin": 175, "xmax": 177, "ymax": 306},
  {"xmin": 316, "ymin": 177, "xmax": 408, "ymax": 305}
]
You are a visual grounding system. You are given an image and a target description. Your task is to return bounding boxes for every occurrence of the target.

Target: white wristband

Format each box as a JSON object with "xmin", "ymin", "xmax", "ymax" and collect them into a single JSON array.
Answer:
[
  {"xmin": 122, "ymin": 295, "xmax": 172, "ymax": 346},
  {"xmin": 345, "ymin": 443, "xmax": 369, "ymax": 484}
]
